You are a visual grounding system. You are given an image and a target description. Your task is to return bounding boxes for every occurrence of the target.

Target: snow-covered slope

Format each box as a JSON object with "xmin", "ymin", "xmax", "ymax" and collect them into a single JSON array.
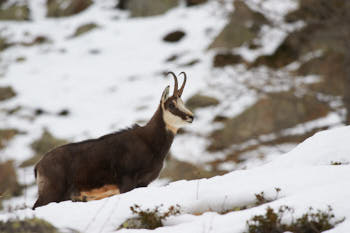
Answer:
[
  {"xmin": 1, "ymin": 0, "xmax": 349, "ymax": 232},
  {"xmin": 1, "ymin": 126, "xmax": 349, "ymax": 233}
]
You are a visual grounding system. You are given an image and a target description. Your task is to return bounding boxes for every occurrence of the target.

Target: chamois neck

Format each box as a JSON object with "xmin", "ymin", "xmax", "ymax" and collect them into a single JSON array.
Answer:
[
  {"xmin": 145, "ymin": 104, "xmax": 169, "ymax": 134},
  {"xmin": 142, "ymin": 104, "xmax": 175, "ymax": 155}
]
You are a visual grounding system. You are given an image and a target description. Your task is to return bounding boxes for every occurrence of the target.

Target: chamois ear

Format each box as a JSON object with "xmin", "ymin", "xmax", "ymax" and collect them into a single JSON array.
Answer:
[{"xmin": 161, "ymin": 85, "xmax": 170, "ymax": 104}]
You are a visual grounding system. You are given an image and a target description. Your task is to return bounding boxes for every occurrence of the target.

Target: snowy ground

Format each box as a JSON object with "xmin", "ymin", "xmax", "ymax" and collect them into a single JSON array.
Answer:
[
  {"xmin": 1, "ymin": 0, "xmax": 349, "ymax": 232},
  {"xmin": 1, "ymin": 126, "xmax": 350, "ymax": 233}
]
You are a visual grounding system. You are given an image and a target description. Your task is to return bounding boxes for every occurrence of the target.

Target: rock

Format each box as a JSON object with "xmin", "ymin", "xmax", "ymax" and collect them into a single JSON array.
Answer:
[
  {"xmin": 255, "ymin": 0, "xmax": 350, "ymax": 122},
  {"xmin": 116, "ymin": 0, "xmax": 127, "ymax": 10},
  {"xmin": 299, "ymin": 52, "xmax": 348, "ymax": 96},
  {"xmin": 119, "ymin": 217, "xmax": 146, "ymax": 230},
  {"xmin": 46, "ymin": 0, "xmax": 92, "ymax": 17},
  {"xmin": 163, "ymin": 30, "xmax": 185, "ymax": 43},
  {"xmin": 213, "ymin": 52, "xmax": 243, "ymax": 67},
  {"xmin": 0, "ymin": 36, "xmax": 11, "ymax": 51},
  {"xmin": 21, "ymin": 36, "xmax": 50, "ymax": 47},
  {"xmin": 0, "ymin": 2, "xmax": 30, "ymax": 21},
  {"xmin": 16, "ymin": 56, "xmax": 26, "ymax": 63},
  {"xmin": 0, "ymin": 129, "xmax": 18, "ymax": 150},
  {"xmin": 209, "ymin": 0, "xmax": 268, "ymax": 49},
  {"xmin": 179, "ymin": 59, "xmax": 200, "ymax": 67},
  {"xmin": 20, "ymin": 129, "xmax": 68, "ymax": 167},
  {"xmin": 208, "ymin": 91, "xmax": 331, "ymax": 151},
  {"xmin": 186, "ymin": 94, "xmax": 220, "ymax": 110},
  {"xmin": 252, "ymin": 40, "xmax": 299, "ymax": 69},
  {"xmin": 70, "ymin": 23, "xmax": 98, "ymax": 38},
  {"xmin": 117, "ymin": 0, "xmax": 179, "ymax": 17},
  {"xmin": 58, "ymin": 109, "xmax": 70, "ymax": 116},
  {"xmin": 186, "ymin": 0, "xmax": 207, "ymax": 7},
  {"xmin": 165, "ymin": 54, "xmax": 178, "ymax": 62},
  {"xmin": 0, "ymin": 161, "xmax": 23, "ymax": 202},
  {"xmin": 285, "ymin": 0, "xmax": 345, "ymax": 24},
  {"xmin": 0, "ymin": 217, "xmax": 60, "ymax": 233},
  {"xmin": 254, "ymin": 1, "xmax": 349, "ymax": 70},
  {"xmin": 0, "ymin": 86, "xmax": 16, "ymax": 101},
  {"xmin": 160, "ymin": 157, "xmax": 223, "ymax": 181}
]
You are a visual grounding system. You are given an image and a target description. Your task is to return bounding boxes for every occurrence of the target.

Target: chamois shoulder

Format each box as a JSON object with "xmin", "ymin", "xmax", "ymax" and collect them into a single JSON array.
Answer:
[
  {"xmin": 98, "ymin": 124, "xmax": 141, "ymax": 140},
  {"xmin": 66, "ymin": 124, "xmax": 141, "ymax": 146}
]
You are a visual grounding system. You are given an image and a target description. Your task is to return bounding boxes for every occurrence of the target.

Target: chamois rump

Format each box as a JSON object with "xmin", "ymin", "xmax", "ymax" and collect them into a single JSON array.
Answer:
[{"xmin": 33, "ymin": 72, "xmax": 194, "ymax": 209}]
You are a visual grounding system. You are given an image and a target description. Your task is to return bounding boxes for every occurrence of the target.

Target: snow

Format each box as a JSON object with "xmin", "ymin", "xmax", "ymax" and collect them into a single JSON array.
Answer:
[
  {"xmin": 1, "ymin": 126, "xmax": 350, "ymax": 233},
  {"xmin": 1, "ymin": 0, "xmax": 349, "ymax": 232}
]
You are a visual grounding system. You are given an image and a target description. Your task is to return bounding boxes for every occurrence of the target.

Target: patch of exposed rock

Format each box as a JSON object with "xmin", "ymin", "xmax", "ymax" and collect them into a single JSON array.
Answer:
[
  {"xmin": 160, "ymin": 157, "xmax": 224, "ymax": 181},
  {"xmin": 117, "ymin": 0, "xmax": 178, "ymax": 17},
  {"xmin": 46, "ymin": 0, "xmax": 92, "ymax": 17},
  {"xmin": 252, "ymin": 0, "xmax": 350, "ymax": 122},
  {"xmin": 0, "ymin": 160, "xmax": 23, "ymax": 208},
  {"xmin": 0, "ymin": 86, "xmax": 16, "ymax": 101},
  {"xmin": 163, "ymin": 30, "xmax": 185, "ymax": 43},
  {"xmin": 209, "ymin": 0, "xmax": 268, "ymax": 50},
  {"xmin": 186, "ymin": 94, "xmax": 219, "ymax": 111},
  {"xmin": 70, "ymin": 23, "xmax": 98, "ymax": 38},
  {"xmin": 208, "ymin": 91, "xmax": 331, "ymax": 151},
  {"xmin": 0, "ymin": 1, "xmax": 30, "ymax": 21}
]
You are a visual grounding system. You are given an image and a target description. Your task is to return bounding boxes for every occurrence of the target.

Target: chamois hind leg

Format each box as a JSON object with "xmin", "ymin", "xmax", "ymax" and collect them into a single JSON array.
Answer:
[{"xmin": 32, "ymin": 172, "xmax": 66, "ymax": 210}]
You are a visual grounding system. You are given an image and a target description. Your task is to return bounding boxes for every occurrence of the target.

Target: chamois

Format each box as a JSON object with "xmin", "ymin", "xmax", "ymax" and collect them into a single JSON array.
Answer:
[{"xmin": 33, "ymin": 72, "xmax": 194, "ymax": 209}]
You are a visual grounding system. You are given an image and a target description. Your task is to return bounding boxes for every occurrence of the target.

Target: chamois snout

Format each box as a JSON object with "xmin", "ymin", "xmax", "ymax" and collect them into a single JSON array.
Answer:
[{"xmin": 186, "ymin": 115, "xmax": 194, "ymax": 123}]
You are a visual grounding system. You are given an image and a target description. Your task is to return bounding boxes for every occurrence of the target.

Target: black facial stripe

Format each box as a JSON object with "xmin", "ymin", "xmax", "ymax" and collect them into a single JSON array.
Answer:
[
  {"xmin": 164, "ymin": 97, "xmax": 190, "ymax": 119},
  {"xmin": 169, "ymin": 107, "xmax": 188, "ymax": 120}
]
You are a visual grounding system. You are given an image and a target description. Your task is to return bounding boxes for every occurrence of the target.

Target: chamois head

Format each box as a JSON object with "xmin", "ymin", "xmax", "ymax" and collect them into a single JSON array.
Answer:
[{"xmin": 161, "ymin": 72, "xmax": 194, "ymax": 134}]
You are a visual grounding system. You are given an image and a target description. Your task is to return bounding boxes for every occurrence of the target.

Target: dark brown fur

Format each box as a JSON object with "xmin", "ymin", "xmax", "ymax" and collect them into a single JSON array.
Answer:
[{"xmin": 33, "ymin": 105, "xmax": 174, "ymax": 209}]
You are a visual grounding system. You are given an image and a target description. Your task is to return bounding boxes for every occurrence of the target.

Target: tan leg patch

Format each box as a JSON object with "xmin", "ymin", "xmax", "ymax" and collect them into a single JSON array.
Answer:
[{"xmin": 72, "ymin": 185, "xmax": 120, "ymax": 202}]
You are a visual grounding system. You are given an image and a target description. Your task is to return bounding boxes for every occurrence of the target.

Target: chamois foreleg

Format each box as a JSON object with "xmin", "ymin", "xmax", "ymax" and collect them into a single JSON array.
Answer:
[{"xmin": 119, "ymin": 175, "xmax": 139, "ymax": 193}]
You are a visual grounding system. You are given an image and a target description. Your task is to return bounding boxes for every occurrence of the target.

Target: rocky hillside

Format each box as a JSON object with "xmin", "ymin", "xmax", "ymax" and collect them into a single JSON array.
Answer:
[{"xmin": 0, "ymin": 0, "xmax": 349, "ymax": 216}]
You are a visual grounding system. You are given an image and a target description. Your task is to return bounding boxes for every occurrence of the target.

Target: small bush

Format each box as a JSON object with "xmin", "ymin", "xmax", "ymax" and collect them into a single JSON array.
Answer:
[
  {"xmin": 119, "ymin": 204, "xmax": 181, "ymax": 230},
  {"xmin": 221, "ymin": 188, "xmax": 282, "ymax": 214},
  {"xmin": 330, "ymin": 161, "xmax": 342, "ymax": 165},
  {"xmin": 0, "ymin": 217, "xmax": 59, "ymax": 233},
  {"xmin": 255, "ymin": 188, "xmax": 281, "ymax": 206},
  {"xmin": 246, "ymin": 205, "xmax": 344, "ymax": 233}
]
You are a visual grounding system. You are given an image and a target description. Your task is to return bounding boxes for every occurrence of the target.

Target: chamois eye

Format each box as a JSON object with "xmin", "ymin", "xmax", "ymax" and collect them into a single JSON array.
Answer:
[{"xmin": 169, "ymin": 103, "xmax": 175, "ymax": 109}]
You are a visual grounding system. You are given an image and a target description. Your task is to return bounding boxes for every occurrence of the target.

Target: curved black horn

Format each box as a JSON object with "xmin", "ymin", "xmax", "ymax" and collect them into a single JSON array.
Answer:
[
  {"xmin": 167, "ymin": 72, "xmax": 178, "ymax": 96},
  {"xmin": 178, "ymin": 72, "xmax": 187, "ymax": 97}
]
